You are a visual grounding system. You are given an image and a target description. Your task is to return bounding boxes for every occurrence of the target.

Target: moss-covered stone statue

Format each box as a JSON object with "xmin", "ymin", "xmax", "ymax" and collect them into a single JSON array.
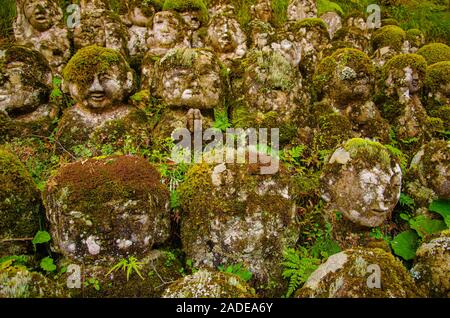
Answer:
[
  {"xmin": 43, "ymin": 155, "xmax": 171, "ymax": 264},
  {"xmin": 73, "ymin": 0, "xmax": 128, "ymax": 57},
  {"xmin": 378, "ymin": 53, "xmax": 430, "ymax": 149},
  {"xmin": 163, "ymin": 269, "xmax": 255, "ymax": 298},
  {"xmin": 177, "ymin": 158, "xmax": 299, "ymax": 297},
  {"xmin": 411, "ymin": 230, "xmax": 450, "ymax": 298},
  {"xmin": 250, "ymin": 0, "xmax": 273, "ymax": 23},
  {"xmin": 0, "ymin": 148, "xmax": 41, "ymax": 257},
  {"xmin": 56, "ymin": 45, "xmax": 150, "ymax": 155},
  {"xmin": 313, "ymin": 48, "xmax": 390, "ymax": 142},
  {"xmin": 404, "ymin": 29, "xmax": 425, "ymax": 54},
  {"xmin": 320, "ymin": 11, "xmax": 342, "ymax": 39},
  {"xmin": 371, "ymin": 25, "xmax": 407, "ymax": 67},
  {"xmin": 150, "ymin": 48, "xmax": 228, "ymax": 142},
  {"xmin": 232, "ymin": 49, "xmax": 310, "ymax": 145},
  {"xmin": 424, "ymin": 61, "xmax": 450, "ymax": 130},
  {"xmin": 287, "ymin": 0, "xmax": 317, "ymax": 21},
  {"xmin": 416, "ymin": 43, "xmax": 450, "ymax": 66},
  {"xmin": 205, "ymin": 5, "xmax": 247, "ymax": 66},
  {"xmin": 330, "ymin": 26, "xmax": 370, "ymax": 55},
  {"xmin": 406, "ymin": 139, "xmax": 449, "ymax": 207},
  {"xmin": 0, "ymin": 45, "xmax": 58, "ymax": 142},
  {"xmin": 296, "ymin": 248, "xmax": 425, "ymax": 297},
  {"xmin": 13, "ymin": 0, "xmax": 70, "ymax": 75},
  {"xmin": 321, "ymin": 139, "xmax": 402, "ymax": 230},
  {"xmin": 120, "ymin": 0, "xmax": 156, "ymax": 59}
]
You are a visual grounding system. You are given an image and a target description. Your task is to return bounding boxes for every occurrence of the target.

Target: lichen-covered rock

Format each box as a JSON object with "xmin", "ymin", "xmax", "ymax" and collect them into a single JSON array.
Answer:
[
  {"xmin": 13, "ymin": 0, "xmax": 70, "ymax": 75},
  {"xmin": 57, "ymin": 45, "xmax": 150, "ymax": 155},
  {"xmin": 320, "ymin": 12, "xmax": 342, "ymax": 39},
  {"xmin": 416, "ymin": 43, "xmax": 450, "ymax": 65},
  {"xmin": 406, "ymin": 139, "xmax": 449, "ymax": 204},
  {"xmin": 162, "ymin": 269, "xmax": 255, "ymax": 298},
  {"xmin": 296, "ymin": 248, "xmax": 424, "ymax": 298},
  {"xmin": 59, "ymin": 250, "xmax": 183, "ymax": 298},
  {"xmin": 0, "ymin": 45, "xmax": 58, "ymax": 141},
  {"xmin": 0, "ymin": 265, "xmax": 67, "ymax": 298},
  {"xmin": 313, "ymin": 48, "xmax": 389, "ymax": 142},
  {"xmin": 178, "ymin": 159, "xmax": 298, "ymax": 296},
  {"xmin": 287, "ymin": 0, "xmax": 317, "ymax": 21},
  {"xmin": 321, "ymin": 138, "xmax": 402, "ymax": 228},
  {"xmin": 43, "ymin": 155, "xmax": 170, "ymax": 264},
  {"xmin": 0, "ymin": 148, "xmax": 41, "ymax": 257},
  {"xmin": 411, "ymin": 230, "xmax": 450, "ymax": 297}
]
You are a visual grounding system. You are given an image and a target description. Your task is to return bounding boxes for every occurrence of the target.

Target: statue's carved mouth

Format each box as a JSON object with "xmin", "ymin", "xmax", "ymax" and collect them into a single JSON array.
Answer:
[
  {"xmin": 34, "ymin": 14, "xmax": 48, "ymax": 22},
  {"xmin": 89, "ymin": 92, "xmax": 106, "ymax": 102}
]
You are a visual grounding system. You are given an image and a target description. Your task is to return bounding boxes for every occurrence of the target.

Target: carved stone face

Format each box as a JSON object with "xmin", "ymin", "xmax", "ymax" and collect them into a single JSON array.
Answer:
[
  {"xmin": 152, "ymin": 11, "xmax": 181, "ymax": 47},
  {"xmin": 331, "ymin": 65, "xmax": 372, "ymax": 104},
  {"xmin": 0, "ymin": 48, "xmax": 51, "ymax": 116},
  {"xmin": 68, "ymin": 66, "xmax": 133, "ymax": 111},
  {"xmin": 207, "ymin": 15, "xmax": 244, "ymax": 53},
  {"xmin": 322, "ymin": 143, "xmax": 402, "ymax": 227},
  {"xmin": 287, "ymin": 0, "xmax": 317, "ymax": 21},
  {"xmin": 23, "ymin": 0, "xmax": 59, "ymax": 32},
  {"xmin": 155, "ymin": 49, "xmax": 224, "ymax": 109},
  {"xmin": 181, "ymin": 12, "xmax": 201, "ymax": 31},
  {"xmin": 129, "ymin": 6, "xmax": 154, "ymax": 27}
]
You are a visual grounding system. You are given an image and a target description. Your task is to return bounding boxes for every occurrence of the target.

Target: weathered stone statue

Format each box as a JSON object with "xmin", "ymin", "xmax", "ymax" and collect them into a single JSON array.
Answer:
[
  {"xmin": 146, "ymin": 11, "xmax": 190, "ymax": 58},
  {"xmin": 250, "ymin": 0, "xmax": 273, "ymax": 23},
  {"xmin": 371, "ymin": 25, "xmax": 408, "ymax": 67},
  {"xmin": 313, "ymin": 48, "xmax": 389, "ymax": 142},
  {"xmin": 232, "ymin": 49, "xmax": 309, "ymax": 145},
  {"xmin": 248, "ymin": 20, "xmax": 275, "ymax": 50},
  {"xmin": 13, "ymin": 0, "xmax": 70, "ymax": 75},
  {"xmin": 287, "ymin": 0, "xmax": 317, "ymax": 21},
  {"xmin": 0, "ymin": 45, "xmax": 58, "ymax": 140},
  {"xmin": 56, "ymin": 45, "xmax": 150, "ymax": 155},
  {"xmin": 424, "ymin": 61, "xmax": 450, "ymax": 131},
  {"xmin": 320, "ymin": 11, "xmax": 342, "ymax": 39},
  {"xmin": 73, "ymin": 0, "xmax": 128, "ymax": 57},
  {"xmin": 379, "ymin": 53, "xmax": 430, "ymax": 149},
  {"xmin": 150, "ymin": 48, "xmax": 227, "ymax": 142},
  {"xmin": 205, "ymin": 5, "xmax": 247, "ymax": 66},
  {"xmin": 121, "ymin": 0, "xmax": 155, "ymax": 58},
  {"xmin": 321, "ymin": 138, "xmax": 402, "ymax": 229}
]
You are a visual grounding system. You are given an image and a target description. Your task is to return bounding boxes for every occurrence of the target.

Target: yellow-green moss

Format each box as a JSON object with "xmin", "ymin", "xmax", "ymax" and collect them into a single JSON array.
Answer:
[
  {"xmin": 289, "ymin": 18, "xmax": 328, "ymax": 33},
  {"xmin": 163, "ymin": 0, "xmax": 209, "ymax": 24},
  {"xmin": 425, "ymin": 61, "xmax": 450, "ymax": 92},
  {"xmin": 382, "ymin": 53, "xmax": 427, "ymax": 83},
  {"xmin": 406, "ymin": 28, "xmax": 425, "ymax": 47},
  {"xmin": 381, "ymin": 18, "xmax": 399, "ymax": 26},
  {"xmin": 416, "ymin": 43, "xmax": 450, "ymax": 65},
  {"xmin": 343, "ymin": 138, "xmax": 392, "ymax": 169},
  {"xmin": 63, "ymin": 45, "xmax": 131, "ymax": 91},
  {"xmin": 371, "ymin": 25, "xmax": 406, "ymax": 50}
]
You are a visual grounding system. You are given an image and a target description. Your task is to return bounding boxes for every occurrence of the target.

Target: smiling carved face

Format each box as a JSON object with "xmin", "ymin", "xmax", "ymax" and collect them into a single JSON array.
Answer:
[
  {"xmin": 151, "ymin": 11, "xmax": 181, "ymax": 47},
  {"xmin": 207, "ymin": 15, "xmax": 244, "ymax": 53},
  {"xmin": 23, "ymin": 0, "xmax": 60, "ymax": 32},
  {"xmin": 68, "ymin": 66, "xmax": 134, "ymax": 112}
]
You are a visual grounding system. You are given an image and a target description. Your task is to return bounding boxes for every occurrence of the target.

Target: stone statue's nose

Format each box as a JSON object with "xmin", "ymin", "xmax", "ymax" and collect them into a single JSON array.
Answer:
[
  {"xmin": 88, "ymin": 76, "xmax": 104, "ymax": 92},
  {"xmin": 36, "ymin": 4, "xmax": 45, "ymax": 13}
]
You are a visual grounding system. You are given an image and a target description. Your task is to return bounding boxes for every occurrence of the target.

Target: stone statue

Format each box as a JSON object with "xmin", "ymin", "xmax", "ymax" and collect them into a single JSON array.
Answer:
[
  {"xmin": 0, "ymin": 45, "xmax": 58, "ymax": 140},
  {"xmin": 287, "ymin": 0, "xmax": 317, "ymax": 21},
  {"xmin": 13, "ymin": 0, "xmax": 70, "ymax": 75}
]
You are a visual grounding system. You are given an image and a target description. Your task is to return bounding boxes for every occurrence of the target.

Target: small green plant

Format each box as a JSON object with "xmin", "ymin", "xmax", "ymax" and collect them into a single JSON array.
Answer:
[
  {"xmin": 391, "ymin": 199, "xmax": 449, "ymax": 261},
  {"xmin": 106, "ymin": 256, "xmax": 145, "ymax": 281},
  {"xmin": 185, "ymin": 259, "xmax": 198, "ymax": 275},
  {"xmin": 32, "ymin": 230, "xmax": 51, "ymax": 251},
  {"xmin": 218, "ymin": 263, "xmax": 253, "ymax": 282},
  {"xmin": 282, "ymin": 247, "xmax": 321, "ymax": 297},
  {"xmin": 40, "ymin": 257, "xmax": 57, "ymax": 272},
  {"xmin": 213, "ymin": 109, "xmax": 231, "ymax": 132},
  {"xmin": 84, "ymin": 277, "xmax": 101, "ymax": 291}
]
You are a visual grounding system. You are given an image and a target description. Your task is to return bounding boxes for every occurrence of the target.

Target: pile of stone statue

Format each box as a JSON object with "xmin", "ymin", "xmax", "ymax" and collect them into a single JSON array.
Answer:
[{"xmin": 0, "ymin": 0, "xmax": 449, "ymax": 298}]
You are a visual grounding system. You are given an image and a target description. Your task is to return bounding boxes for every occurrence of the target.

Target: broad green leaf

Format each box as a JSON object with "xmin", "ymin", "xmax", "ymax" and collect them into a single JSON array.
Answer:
[
  {"xmin": 429, "ymin": 199, "xmax": 450, "ymax": 228},
  {"xmin": 391, "ymin": 230, "xmax": 419, "ymax": 261},
  {"xmin": 40, "ymin": 257, "xmax": 56, "ymax": 272},
  {"xmin": 409, "ymin": 215, "xmax": 446, "ymax": 238},
  {"xmin": 32, "ymin": 231, "xmax": 51, "ymax": 245}
]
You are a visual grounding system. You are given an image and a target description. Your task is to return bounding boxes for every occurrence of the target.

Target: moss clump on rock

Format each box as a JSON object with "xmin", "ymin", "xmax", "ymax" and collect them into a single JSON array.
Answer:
[
  {"xmin": 371, "ymin": 25, "xmax": 406, "ymax": 51},
  {"xmin": 0, "ymin": 148, "xmax": 41, "ymax": 256},
  {"xmin": 296, "ymin": 248, "xmax": 425, "ymax": 298},
  {"xmin": 62, "ymin": 45, "xmax": 131, "ymax": 92},
  {"xmin": 163, "ymin": 0, "xmax": 209, "ymax": 24},
  {"xmin": 406, "ymin": 29, "xmax": 425, "ymax": 47},
  {"xmin": 44, "ymin": 155, "xmax": 170, "ymax": 263},
  {"xmin": 416, "ymin": 43, "xmax": 450, "ymax": 65},
  {"xmin": 313, "ymin": 48, "xmax": 374, "ymax": 100},
  {"xmin": 381, "ymin": 53, "xmax": 427, "ymax": 84},
  {"xmin": 163, "ymin": 269, "xmax": 255, "ymax": 298}
]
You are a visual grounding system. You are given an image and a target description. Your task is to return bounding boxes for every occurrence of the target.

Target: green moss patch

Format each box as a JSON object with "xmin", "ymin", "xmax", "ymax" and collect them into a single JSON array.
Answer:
[{"xmin": 417, "ymin": 43, "xmax": 450, "ymax": 65}]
